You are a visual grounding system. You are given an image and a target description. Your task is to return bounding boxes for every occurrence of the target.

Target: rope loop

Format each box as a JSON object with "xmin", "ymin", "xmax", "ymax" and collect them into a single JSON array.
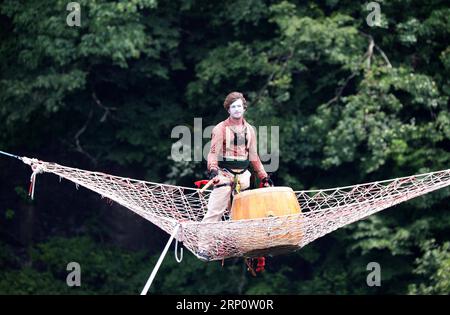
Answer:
[{"xmin": 174, "ymin": 224, "xmax": 184, "ymax": 263}]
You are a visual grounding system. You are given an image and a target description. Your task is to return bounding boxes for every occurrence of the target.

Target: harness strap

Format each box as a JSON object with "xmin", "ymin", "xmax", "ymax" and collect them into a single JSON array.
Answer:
[
  {"xmin": 224, "ymin": 167, "xmax": 247, "ymax": 175},
  {"xmin": 213, "ymin": 183, "xmax": 249, "ymax": 192}
]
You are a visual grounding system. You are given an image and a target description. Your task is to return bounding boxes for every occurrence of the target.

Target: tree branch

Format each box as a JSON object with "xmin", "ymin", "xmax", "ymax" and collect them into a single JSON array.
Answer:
[
  {"xmin": 325, "ymin": 72, "xmax": 357, "ymax": 106},
  {"xmin": 374, "ymin": 44, "xmax": 392, "ymax": 68},
  {"xmin": 253, "ymin": 49, "xmax": 294, "ymax": 106},
  {"xmin": 365, "ymin": 36, "xmax": 375, "ymax": 69},
  {"xmin": 359, "ymin": 31, "xmax": 392, "ymax": 68},
  {"xmin": 74, "ymin": 109, "xmax": 98, "ymax": 165},
  {"xmin": 92, "ymin": 91, "xmax": 117, "ymax": 123},
  {"xmin": 325, "ymin": 31, "xmax": 393, "ymax": 107}
]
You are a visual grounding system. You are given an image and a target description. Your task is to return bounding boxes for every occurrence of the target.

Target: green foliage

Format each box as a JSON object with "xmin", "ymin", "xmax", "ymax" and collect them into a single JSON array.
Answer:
[
  {"xmin": 408, "ymin": 240, "xmax": 450, "ymax": 294},
  {"xmin": 0, "ymin": 237, "xmax": 151, "ymax": 294},
  {"xmin": 0, "ymin": 0, "xmax": 449, "ymax": 294}
]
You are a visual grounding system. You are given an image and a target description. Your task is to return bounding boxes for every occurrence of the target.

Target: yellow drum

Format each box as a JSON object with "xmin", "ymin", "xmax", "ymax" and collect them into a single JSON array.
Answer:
[
  {"xmin": 230, "ymin": 187, "xmax": 303, "ymax": 257},
  {"xmin": 231, "ymin": 187, "xmax": 301, "ymax": 220}
]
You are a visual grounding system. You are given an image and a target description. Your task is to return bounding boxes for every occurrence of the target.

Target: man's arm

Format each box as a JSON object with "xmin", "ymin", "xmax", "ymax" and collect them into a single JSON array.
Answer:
[
  {"xmin": 207, "ymin": 125, "xmax": 222, "ymax": 172},
  {"xmin": 248, "ymin": 127, "xmax": 268, "ymax": 180}
]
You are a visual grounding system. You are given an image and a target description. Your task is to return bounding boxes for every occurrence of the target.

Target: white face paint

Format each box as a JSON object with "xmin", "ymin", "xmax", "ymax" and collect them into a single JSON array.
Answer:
[{"xmin": 228, "ymin": 99, "xmax": 245, "ymax": 119}]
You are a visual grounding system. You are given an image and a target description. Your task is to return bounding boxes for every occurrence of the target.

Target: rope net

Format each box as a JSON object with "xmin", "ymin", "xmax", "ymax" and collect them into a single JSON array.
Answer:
[{"xmin": 21, "ymin": 157, "xmax": 450, "ymax": 261}]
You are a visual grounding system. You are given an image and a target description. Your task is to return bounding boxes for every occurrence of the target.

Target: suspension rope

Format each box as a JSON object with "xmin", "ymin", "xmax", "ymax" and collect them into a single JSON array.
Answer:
[
  {"xmin": 141, "ymin": 224, "xmax": 181, "ymax": 295},
  {"xmin": 0, "ymin": 150, "xmax": 22, "ymax": 160},
  {"xmin": 1, "ymin": 150, "xmax": 44, "ymax": 200}
]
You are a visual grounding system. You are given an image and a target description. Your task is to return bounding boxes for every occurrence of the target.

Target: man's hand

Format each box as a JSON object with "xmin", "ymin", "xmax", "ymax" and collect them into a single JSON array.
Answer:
[
  {"xmin": 208, "ymin": 168, "xmax": 220, "ymax": 184},
  {"xmin": 261, "ymin": 176, "xmax": 274, "ymax": 187}
]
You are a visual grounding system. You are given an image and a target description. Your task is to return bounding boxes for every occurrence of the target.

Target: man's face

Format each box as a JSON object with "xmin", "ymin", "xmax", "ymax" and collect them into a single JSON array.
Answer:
[{"xmin": 228, "ymin": 99, "xmax": 245, "ymax": 119}]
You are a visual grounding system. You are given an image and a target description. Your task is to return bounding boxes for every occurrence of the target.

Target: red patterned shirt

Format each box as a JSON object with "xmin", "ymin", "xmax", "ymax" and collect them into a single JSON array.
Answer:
[{"xmin": 207, "ymin": 118, "xmax": 267, "ymax": 179}]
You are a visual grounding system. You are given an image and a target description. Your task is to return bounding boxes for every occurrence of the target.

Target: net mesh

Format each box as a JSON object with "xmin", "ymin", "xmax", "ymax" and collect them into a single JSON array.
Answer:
[{"xmin": 22, "ymin": 157, "xmax": 450, "ymax": 261}]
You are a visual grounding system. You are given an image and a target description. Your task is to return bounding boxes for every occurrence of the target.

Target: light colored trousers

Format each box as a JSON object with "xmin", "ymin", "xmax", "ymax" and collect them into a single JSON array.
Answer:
[
  {"xmin": 198, "ymin": 169, "xmax": 251, "ymax": 253},
  {"xmin": 202, "ymin": 169, "xmax": 251, "ymax": 222}
]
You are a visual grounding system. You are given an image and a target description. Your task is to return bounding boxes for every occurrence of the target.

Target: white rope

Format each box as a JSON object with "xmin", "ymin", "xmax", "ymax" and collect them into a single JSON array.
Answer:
[
  {"xmin": 174, "ymin": 229, "xmax": 184, "ymax": 263},
  {"xmin": 29, "ymin": 165, "xmax": 44, "ymax": 200},
  {"xmin": 140, "ymin": 224, "xmax": 181, "ymax": 295}
]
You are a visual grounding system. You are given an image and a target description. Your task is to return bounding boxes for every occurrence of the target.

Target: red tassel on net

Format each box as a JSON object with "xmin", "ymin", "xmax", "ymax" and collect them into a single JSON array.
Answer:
[{"xmin": 255, "ymin": 257, "xmax": 266, "ymax": 273}]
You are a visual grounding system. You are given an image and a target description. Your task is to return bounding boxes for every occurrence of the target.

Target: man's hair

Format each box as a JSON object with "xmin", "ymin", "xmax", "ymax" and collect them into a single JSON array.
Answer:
[{"xmin": 223, "ymin": 92, "xmax": 247, "ymax": 111}]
